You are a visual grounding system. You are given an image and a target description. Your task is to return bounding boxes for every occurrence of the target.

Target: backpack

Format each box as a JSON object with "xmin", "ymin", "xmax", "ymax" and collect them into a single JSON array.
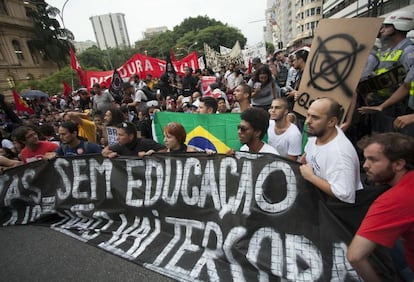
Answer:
[{"xmin": 277, "ymin": 63, "xmax": 289, "ymax": 87}]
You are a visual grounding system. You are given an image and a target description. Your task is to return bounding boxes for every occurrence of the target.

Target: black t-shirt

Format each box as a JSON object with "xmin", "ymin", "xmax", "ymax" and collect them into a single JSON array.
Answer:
[
  {"xmin": 182, "ymin": 75, "xmax": 198, "ymax": 97},
  {"xmin": 109, "ymin": 138, "xmax": 165, "ymax": 157}
]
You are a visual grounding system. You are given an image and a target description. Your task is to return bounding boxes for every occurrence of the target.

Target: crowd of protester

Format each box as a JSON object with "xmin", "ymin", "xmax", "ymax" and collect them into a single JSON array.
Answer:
[{"xmin": 0, "ymin": 10, "xmax": 414, "ymax": 280}]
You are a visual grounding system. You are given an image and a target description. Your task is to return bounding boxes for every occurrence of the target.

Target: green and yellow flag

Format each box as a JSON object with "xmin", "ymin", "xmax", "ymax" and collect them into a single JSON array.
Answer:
[{"xmin": 153, "ymin": 112, "xmax": 242, "ymax": 153}]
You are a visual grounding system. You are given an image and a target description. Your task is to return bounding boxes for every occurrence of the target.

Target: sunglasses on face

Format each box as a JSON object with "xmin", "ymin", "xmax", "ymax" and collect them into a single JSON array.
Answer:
[{"xmin": 237, "ymin": 125, "xmax": 249, "ymax": 132}]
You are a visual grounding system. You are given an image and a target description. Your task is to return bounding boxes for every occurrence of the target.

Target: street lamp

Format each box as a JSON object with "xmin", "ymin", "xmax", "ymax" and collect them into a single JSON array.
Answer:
[
  {"xmin": 60, "ymin": 0, "xmax": 70, "ymax": 29},
  {"xmin": 176, "ymin": 41, "xmax": 198, "ymax": 55},
  {"xmin": 186, "ymin": 41, "xmax": 198, "ymax": 54}
]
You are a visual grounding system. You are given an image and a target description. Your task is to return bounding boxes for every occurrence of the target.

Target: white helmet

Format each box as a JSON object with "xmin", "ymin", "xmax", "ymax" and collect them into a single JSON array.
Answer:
[
  {"xmin": 383, "ymin": 11, "xmax": 414, "ymax": 32},
  {"xmin": 408, "ymin": 30, "xmax": 414, "ymax": 42}
]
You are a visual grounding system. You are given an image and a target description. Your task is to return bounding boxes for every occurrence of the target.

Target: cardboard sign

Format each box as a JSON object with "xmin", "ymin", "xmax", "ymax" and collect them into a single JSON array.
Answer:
[{"xmin": 294, "ymin": 18, "xmax": 384, "ymax": 122}]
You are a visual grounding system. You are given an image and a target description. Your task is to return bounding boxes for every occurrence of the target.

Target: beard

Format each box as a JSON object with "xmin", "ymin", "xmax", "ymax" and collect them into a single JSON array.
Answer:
[
  {"xmin": 306, "ymin": 126, "xmax": 326, "ymax": 138},
  {"xmin": 366, "ymin": 163, "xmax": 395, "ymax": 184}
]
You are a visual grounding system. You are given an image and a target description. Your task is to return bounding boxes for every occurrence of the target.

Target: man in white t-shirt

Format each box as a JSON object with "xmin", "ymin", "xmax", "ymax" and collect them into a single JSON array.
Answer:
[
  {"xmin": 236, "ymin": 107, "xmax": 279, "ymax": 155},
  {"xmin": 300, "ymin": 97, "xmax": 363, "ymax": 204},
  {"xmin": 268, "ymin": 98, "xmax": 302, "ymax": 161}
]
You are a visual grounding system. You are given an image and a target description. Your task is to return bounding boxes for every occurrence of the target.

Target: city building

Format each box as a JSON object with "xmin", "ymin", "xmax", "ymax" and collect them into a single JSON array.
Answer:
[
  {"xmin": 0, "ymin": 0, "xmax": 58, "ymax": 99},
  {"xmin": 143, "ymin": 26, "xmax": 168, "ymax": 39},
  {"xmin": 265, "ymin": 0, "xmax": 413, "ymax": 52},
  {"xmin": 291, "ymin": 0, "xmax": 323, "ymax": 49},
  {"xmin": 266, "ymin": 0, "xmax": 298, "ymax": 50},
  {"xmin": 323, "ymin": 0, "xmax": 414, "ymax": 19},
  {"xmin": 73, "ymin": 40, "xmax": 97, "ymax": 54},
  {"xmin": 90, "ymin": 13, "xmax": 130, "ymax": 50}
]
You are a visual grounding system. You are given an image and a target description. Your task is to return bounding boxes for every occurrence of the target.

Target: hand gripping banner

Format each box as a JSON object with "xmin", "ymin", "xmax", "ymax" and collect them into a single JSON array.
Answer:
[{"xmin": 0, "ymin": 153, "xmax": 393, "ymax": 281}]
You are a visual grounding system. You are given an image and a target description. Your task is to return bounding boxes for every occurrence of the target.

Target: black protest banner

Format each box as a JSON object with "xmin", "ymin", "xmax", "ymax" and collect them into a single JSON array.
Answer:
[{"xmin": 0, "ymin": 153, "xmax": 364, "ymax": 281}]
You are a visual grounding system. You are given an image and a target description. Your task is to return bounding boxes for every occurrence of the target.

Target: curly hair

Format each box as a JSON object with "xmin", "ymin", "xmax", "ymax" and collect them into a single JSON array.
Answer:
[{"xmin": 358, "ymin": 132, "xmax": 414, "ymax": 170}]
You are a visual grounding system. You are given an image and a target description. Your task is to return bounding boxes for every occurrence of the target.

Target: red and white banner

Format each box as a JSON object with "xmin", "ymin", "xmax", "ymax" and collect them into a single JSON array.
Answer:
[
  {"xmin": 84, "ymin": 52, "xmax": 199, "ymax": 89},
  {"xmin": 200, "ymin": 76, "xmax": 217, "ymax": 96}
]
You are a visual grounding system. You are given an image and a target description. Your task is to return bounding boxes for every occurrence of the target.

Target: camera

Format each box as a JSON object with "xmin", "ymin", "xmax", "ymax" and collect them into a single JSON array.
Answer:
[{"xmin": 281, "ymin": 86, "xmax": 293, "ymax": 96}]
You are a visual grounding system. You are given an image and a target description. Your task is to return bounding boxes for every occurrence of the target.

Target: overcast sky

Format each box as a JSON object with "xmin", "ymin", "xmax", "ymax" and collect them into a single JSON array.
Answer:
[{"xmin": 46, "ymin": 0, "xmax": 267, "ymax": 46}]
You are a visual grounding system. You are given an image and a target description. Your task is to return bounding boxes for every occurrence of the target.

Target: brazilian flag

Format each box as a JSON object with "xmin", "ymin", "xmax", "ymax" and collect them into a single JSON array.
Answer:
[{"xmin": 153, "ymin": 112, "xmax": 242, "ymax": 153}]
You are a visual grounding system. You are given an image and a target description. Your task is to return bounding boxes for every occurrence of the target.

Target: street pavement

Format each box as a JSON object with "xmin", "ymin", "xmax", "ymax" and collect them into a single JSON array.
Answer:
[{"xmin": 0, "ymin": 225, "xmax": 175, "ymax": 282}]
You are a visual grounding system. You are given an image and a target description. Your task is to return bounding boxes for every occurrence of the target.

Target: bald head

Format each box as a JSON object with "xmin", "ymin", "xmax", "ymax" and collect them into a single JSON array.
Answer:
[
  {"xmin": 310, "ymin": 98, "xmax": 341, "ymax": 119},
  {"xmin": 306, "ymin": 98, "xmax": 342, "ymax": 138}
]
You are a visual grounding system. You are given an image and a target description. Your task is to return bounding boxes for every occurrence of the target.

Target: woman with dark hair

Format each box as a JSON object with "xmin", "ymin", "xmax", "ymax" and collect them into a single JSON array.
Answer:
[
  {"xmin": 250, "ymin": 65, "xmax": 281, "ymax": 111},
  {"xmin": 101, "ymin": 121, "xmax": 166, "ymax": 158},
  {"xmin": 104, "ymin": 108, "xmax": 125, "ymax": 126},
  {"xmin": 163, "ymin": 122, "xmax": 198, "ymax": 152},
  {"xmin": 101, "ymin": 108, "xmax": 126, "ymax": 146}
]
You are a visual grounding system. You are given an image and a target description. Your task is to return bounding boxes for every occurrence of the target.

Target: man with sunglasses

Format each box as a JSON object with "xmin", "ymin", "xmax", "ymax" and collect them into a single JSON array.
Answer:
[{"xmin": 235, "ymin": 107, "xmax": 279, "ymax": 155}]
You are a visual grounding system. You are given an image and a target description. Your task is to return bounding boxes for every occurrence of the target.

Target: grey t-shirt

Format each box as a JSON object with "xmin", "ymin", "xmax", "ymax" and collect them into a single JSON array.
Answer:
[{"xmin": 93, "ymin": 90, "xmax": 114, "ymax": 113}]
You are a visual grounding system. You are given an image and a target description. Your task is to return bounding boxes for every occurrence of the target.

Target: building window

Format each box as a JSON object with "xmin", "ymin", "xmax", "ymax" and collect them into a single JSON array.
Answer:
[
  {"xmin": 12, "ymin": 40, "xmax": 24, "ymax": 60},
  {"xmin": 25, "ymin": 6, "xmax": 34, "ymax": 18},
  {"xmin": 27, "ymin": 41, "xmax": 39, "ymax": 64},
  {"xmin": 0, "ymin": 0, "xmax": 8, "ymax": 15}
]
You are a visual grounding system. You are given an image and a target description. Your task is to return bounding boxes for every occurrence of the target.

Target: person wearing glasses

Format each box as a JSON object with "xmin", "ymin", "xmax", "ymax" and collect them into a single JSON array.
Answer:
[
  {"xmin": 229, "ymin": 107, "xmax": 279, "ymax": 155},
  {"xmin": 101, "ymin": 122, "xmax": 166, "ymax": 158}
]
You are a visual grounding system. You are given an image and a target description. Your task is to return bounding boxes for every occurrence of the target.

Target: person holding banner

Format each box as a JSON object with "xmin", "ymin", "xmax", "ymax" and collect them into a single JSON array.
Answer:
[
  {"xmin": 53, "ymin": 121, "xmax": 102, "ymax": 157},
  {"xmin": 101, "ymin": 121, "xmax": 166, "ymax": 158},
  {"xmin": 347, "ymin": 132, "xmax": 414, "ymax": 281},
  {"xmin": 299, "ymin": 97, "xmax": 363, "ymax": 204},
  {"xmin": 230, "ymin": 107, "xmax": 278, "ymax": 155},
  {"xmin": 12, "ymin": 126, "xmax": 59, "ymax": 163},
  {"xmin": 163, "ymin": 122, "xmax": 199, "ymax": 153}
]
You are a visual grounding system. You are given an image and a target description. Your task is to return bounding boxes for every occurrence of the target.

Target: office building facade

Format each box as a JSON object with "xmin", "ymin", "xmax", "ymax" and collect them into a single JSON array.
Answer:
[{"xmin": 90, "ymin": 13, "xmax": 130, "ymax": 50}]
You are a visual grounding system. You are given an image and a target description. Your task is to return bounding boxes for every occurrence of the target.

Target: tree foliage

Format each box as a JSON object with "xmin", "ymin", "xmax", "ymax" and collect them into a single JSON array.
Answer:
[
  {"xmin": 77, "ymin": 47, "xmax": 138, "ymax": 70},
  {"xmin": 26, "ymin": 0, "xmax": 74, "ymax": 68},
  {"xmin": 16, "ymin": 66, "xmax": 79, "ymax": 96},
  {"xmin": 25, "ymin": 15, "xmax": 248, "ymax": 93},
  {"xmin": 172, "ymin": 16, "xmax": 222, "ymax": 39},
  {"xmin": 135, "ymin": 16, "xmax": 246, "ymax": 59}
]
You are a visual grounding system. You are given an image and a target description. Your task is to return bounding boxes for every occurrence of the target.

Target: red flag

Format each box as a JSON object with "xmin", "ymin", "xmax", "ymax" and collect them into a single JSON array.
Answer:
[
  {"xmin": 12, "ymin": 90, "xmax": 34, "ymax": 115},
  {"xmin": 69, "ymin": 47, "xmax": 81, "ymax": 71},
  {"xmin": 63, "ymin": 81, "xmax": 73, "ymax": 97},
  {"xmin": 69, "ymin": 47, "xmax": 86, "ymax": 86},
  {"xmin": 247, "ymin": 58, "xmax": 252, "ymax": 75}
]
